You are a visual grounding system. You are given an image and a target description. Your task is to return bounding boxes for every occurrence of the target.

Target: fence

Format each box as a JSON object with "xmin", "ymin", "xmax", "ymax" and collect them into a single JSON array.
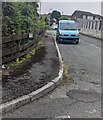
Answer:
[
  {"xmin": 77, "ymin": 18, "xmax": 103, "ymax": 39},
  {"xmin": 2, "ymin": 30, "xmax": 45, "ymax": 64}
]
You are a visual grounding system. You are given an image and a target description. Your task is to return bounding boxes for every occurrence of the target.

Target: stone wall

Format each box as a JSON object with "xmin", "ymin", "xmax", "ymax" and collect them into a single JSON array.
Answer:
[{"xmin": 77, "ymin": 19, "xmax": 103, "ymax": 39}]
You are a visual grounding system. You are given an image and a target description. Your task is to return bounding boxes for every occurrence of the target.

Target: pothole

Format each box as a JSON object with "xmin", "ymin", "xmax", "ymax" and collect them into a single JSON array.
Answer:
[{"xmin": 66, "ymin": 89, "xmax": 101, "ymax": 103}]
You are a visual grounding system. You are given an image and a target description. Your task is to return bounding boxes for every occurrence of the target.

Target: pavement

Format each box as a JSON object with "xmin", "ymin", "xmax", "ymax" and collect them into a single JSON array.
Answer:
[
  {"xmin": 3, "ymin": 30, "xmax": 102, "ymax": 119},
  {"xmin": 80, "ymin": 29, "xmax": 102, "ymax": 40}
]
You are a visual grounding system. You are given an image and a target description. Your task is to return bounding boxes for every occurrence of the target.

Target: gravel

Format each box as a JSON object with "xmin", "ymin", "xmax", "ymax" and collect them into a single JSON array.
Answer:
[{"xmin": 2, "ymin": 36, "xmax": 59, "ymax": 103}]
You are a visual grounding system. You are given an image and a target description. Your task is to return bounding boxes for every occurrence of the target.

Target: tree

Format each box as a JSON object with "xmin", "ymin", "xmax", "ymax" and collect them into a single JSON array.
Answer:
[
  {"xmin": 59, "ymin": 16, "xmax": 70, "ymax": 20},
  {"xmin": 2, "ymin": 2, "xmax": 16, "ymax": 36},
  {"xmin": 50, "ymin": 10, "xmax": 61, "ymax": 20},
  {"xmin": 2, "ymin": 2, "xmax": 39, "ymax": 37}
]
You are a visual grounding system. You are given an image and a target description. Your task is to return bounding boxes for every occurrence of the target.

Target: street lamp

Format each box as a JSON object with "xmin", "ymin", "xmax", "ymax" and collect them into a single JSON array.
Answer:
[{"xmin": 38, "ymin": 2, "xmax": 41, "ymax": 14}]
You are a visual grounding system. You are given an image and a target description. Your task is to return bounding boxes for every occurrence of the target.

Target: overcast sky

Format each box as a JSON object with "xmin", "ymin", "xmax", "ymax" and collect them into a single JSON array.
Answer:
[{"xmin": 39, "ymin": 1, "xmax": 102, "ymax": 15}]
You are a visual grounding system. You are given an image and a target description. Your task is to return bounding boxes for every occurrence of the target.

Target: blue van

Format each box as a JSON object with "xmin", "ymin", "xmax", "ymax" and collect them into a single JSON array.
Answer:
[{"xmin": 56, "ymin": 20, "xmax": 80, "ymax": 44}]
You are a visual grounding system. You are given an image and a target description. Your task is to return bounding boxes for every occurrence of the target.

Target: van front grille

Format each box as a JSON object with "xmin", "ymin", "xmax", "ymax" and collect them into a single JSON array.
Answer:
[
  {"xmin": 71, "ymin": 35, "xmax": 76, "ymax": 36},
  {"xmin": 64, "ymin": 34, "xmax": 68, "ymax": 36}
]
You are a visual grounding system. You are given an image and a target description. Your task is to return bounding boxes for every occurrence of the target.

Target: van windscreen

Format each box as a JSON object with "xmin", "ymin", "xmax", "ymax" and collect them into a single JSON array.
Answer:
[{"xmin": 59, "ymin": 22, "xmax": 77, "ymax": 30}]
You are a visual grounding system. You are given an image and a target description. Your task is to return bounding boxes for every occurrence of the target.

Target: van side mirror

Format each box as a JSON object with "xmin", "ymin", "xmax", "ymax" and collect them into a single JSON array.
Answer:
[
  {"xmin": 78, "ymin": 28, "xmax": 81, "ymax": 31},
  {"xmin": 55, "ymin": 27, "xmax": 58, "ymax": 30}
]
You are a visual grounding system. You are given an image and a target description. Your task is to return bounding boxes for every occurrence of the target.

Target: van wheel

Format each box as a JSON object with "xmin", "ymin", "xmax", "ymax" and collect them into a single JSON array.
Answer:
[
  {"xmin": 56, "ymin": 37, "xmax": 58, "ymax": 42},
  {"xmin": 76, "ymin": 41, "xmax": 79, "ymax": 44},
  {"xmin": 56, "ymin": 38, "xmax": 60, "ymax": 43},
  {"xmin": 57, "ymin": 40, "xmax": 60, "ymax": 43}
]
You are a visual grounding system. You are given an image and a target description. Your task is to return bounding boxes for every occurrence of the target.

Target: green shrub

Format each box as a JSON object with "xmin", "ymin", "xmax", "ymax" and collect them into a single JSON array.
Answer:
[{"xmin": 2, "ymin": 2, "xmax": 39, "ymax": 36}]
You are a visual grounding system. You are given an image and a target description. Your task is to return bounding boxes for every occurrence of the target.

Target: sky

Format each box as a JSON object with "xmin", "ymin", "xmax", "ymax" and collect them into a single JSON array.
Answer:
[{"xmin": 39, "ymin": 1, "xmax": 102, "ymax": 16}]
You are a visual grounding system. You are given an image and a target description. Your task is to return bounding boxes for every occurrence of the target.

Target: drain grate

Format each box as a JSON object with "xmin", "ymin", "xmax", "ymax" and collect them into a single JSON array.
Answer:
[{"xmin": 66, "ymin": 89, "xmax": 101, "ymax": 103}]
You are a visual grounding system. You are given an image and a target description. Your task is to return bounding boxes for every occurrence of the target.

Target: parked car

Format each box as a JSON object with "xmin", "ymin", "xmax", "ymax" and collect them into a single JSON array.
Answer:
[
  {"xmin": 51, "ymin": 24, "xmax": 58, "ymax": 30},
  {"xmin": 56, "ymin": 20, "xmax": 80, "ymax": 44}
]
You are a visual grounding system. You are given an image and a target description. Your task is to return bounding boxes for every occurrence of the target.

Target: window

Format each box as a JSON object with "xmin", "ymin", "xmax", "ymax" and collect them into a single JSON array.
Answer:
[{"xmin": 59, "ymin": 23, "xmax": 77, "ymax": 30}]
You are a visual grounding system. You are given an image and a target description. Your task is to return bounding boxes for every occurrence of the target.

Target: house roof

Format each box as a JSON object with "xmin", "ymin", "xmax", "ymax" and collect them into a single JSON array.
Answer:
[{"xmin": 71, "ymin": 10, "xmax": 103, "ymax": 19}]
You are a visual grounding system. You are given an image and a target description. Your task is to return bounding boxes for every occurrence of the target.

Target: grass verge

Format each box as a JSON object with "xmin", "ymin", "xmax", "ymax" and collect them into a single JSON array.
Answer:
[{"xmin": 60, "ymin": 64, "xmax": 71, "ymax": 86}]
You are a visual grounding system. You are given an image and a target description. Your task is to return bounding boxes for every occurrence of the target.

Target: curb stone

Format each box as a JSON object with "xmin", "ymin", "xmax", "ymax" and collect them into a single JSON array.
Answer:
[
  {"xmin": 0, "ymin": 34, "xmax": 63, "ymax": 114},
  {"xmin": 29, "ymin": 82, "xmax": 55, "ymax": 102}
]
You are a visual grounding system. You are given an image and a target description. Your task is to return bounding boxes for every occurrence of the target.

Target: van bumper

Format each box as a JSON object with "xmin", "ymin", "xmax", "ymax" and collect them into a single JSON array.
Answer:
[{"xmin": 58, "ymin": 36, "xmax": 79, "ymax": 43}]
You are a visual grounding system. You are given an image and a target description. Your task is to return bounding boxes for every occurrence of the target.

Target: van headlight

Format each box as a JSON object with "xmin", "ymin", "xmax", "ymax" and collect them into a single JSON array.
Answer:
[
  {"xmin": 75, "ymin": 33, "xmax": 79, "ymax": 36},
  {"xmin": 59, "ymin": 32, "xmax": 64, "ymax": 36}
]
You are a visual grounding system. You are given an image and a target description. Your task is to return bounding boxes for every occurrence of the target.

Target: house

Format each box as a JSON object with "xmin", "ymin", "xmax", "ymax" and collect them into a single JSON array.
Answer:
[{"xmin": 71, "ymin": 10, "xmax": 103, "ymax": 21}]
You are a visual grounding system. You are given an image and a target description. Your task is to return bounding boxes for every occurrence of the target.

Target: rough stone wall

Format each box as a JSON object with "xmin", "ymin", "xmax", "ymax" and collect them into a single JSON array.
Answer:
[{"xmin": 78, "ymin": 18, "xmax": 102, "ymax": 39}]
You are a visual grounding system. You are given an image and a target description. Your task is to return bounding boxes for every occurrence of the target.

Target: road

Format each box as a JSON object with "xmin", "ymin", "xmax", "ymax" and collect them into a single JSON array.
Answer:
[{"xmin": 3, "ymin": 30, "xmax": 101, "ymax": 118}]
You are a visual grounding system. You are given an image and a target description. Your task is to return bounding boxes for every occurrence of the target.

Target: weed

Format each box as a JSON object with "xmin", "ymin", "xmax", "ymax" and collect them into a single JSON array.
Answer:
[{"xmin": 58, "ymin": 64, "xmax": 74, "ymax": 89}]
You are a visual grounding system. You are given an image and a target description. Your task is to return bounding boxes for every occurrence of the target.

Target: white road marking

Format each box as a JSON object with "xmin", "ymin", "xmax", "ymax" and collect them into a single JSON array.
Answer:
[
  {"xmin": 90, "ymin": 44, "xmax": 100, "ymax": 49},
  {"xmin": 55, "ymin": 115, "xmax": 71, "ymax": 118}
]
